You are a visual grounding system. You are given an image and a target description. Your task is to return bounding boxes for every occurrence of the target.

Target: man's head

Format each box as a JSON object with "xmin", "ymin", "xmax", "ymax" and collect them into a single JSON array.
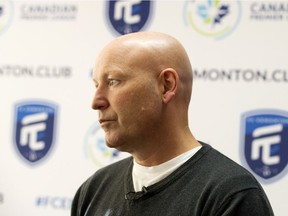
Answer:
[{"xmin": 92, "ymin": 32, "xmax": 193, "ymax": 156}]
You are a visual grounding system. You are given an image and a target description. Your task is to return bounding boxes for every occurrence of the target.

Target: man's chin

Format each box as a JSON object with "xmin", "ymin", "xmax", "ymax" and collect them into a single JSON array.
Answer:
[
  {"xmin": 105, "ymin": 141, "xmax": 131, "ymax": 154},
  {"xmin": 105, "ymin": 139, "xmax": 121, "ymax": 150}
]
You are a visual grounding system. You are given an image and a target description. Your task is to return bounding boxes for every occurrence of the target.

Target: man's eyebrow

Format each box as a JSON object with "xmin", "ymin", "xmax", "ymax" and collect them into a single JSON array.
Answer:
[{"xmin": 91, "ymin": 68, "xmax": 126, "ymax": 84}]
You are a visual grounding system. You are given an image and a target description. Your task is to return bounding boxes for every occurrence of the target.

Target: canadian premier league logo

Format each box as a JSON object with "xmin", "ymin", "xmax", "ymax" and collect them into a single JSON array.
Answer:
[
  {"xmin": 14, "ymin": 101, "xmax": 58, "ymax": 165},
  {"xmin": 240, "ymin": 109, "xmax": 288, "ymax": 182}
]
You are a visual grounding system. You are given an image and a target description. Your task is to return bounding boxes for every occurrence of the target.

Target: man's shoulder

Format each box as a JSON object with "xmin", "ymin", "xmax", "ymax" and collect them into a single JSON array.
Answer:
[
  {"xmin": 199, "ymin": 143, "xmax": 250, "ymax": 172},
  {"xmin": 197, "ymin": 143, "xmax": 261, "ymax": 190},
  {"xmin": 91, "ymin": 156, "xmax": 133, "ymax": 179},
  {"xmin": 78, "ymin": 157, "xmax": 132, "ymax": 196}
]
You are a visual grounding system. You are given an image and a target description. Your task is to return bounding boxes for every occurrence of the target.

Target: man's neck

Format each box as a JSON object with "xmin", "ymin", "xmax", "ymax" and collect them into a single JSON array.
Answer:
[{"xmin": 132, "ymin": 134, "xmax": 200, "ymax": 167}]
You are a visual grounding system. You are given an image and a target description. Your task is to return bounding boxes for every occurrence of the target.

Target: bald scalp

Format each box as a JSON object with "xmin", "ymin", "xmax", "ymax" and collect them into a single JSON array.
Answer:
[
  {"xmin": 98, "ymin": 32, "xmax": 193, "ymax": 107},
  {"xmin": 110, "ymin": 32, "xmax": 192, "ymax": 75}
]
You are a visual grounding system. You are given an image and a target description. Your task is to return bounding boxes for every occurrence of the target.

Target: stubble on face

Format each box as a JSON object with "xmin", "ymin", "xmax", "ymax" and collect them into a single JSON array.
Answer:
[
  {"xmin": 95, "ymin": 47, "xmax": 163, "ymax": 153},
  {"xmin": 103, "ymin": 73, "xmax": 163, "ymax": 153}
]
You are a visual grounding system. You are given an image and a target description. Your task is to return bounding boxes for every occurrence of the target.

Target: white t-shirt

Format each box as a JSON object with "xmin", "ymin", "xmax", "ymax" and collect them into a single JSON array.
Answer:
[{"xmin": 132, "ymin": 146, "xmax": 202, "ymax": 192}]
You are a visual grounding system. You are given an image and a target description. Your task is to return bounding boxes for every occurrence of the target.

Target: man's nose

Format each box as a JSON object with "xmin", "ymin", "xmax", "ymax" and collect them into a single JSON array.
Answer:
[{"xmin": 91, "ymin": 88, "xmax": 109, "ymax": 110}]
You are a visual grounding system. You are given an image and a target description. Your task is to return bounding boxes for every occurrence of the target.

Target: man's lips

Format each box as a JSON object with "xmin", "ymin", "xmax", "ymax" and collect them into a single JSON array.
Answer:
[{"xmin": 99, "ymin": 119, "xmax": 115, "ymax": 124}]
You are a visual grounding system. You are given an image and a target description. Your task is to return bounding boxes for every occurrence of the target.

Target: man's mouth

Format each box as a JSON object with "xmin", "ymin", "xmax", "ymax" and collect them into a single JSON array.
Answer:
[{"xmin": 99, "ymin": 119, "xmax": 114, "ymax": 125}]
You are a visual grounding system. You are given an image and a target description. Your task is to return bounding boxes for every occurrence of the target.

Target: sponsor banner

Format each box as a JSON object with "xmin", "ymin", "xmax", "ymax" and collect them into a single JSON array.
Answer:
[
  {"xmin": 0, "ymin": 1, "xmax": 287, "ymax": 215},
  {"xmin": 13, "ymin": 100, "xmax": 58, "ymax": 165},
  {"xmin": 240, "ymin": 109, "xmax": 288, "ymax": 183}
]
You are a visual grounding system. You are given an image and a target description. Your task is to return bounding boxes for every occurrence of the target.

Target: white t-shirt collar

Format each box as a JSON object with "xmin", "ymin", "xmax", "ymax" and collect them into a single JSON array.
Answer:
[{"xmin": 132, "ymin": 146, "xmax": 202, "ymax": 192}]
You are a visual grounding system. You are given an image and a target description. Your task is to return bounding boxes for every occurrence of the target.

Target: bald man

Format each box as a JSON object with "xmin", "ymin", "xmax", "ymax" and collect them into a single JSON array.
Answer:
[{"xmin": 71, "ymin": 32, "xmax": 274, "ymax": 216}]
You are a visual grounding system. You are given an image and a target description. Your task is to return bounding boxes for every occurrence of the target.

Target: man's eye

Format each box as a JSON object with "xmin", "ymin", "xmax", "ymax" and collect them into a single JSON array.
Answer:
[{"xmin": 108, "ymin": 79, "xmax": 119, "ymax": 86}]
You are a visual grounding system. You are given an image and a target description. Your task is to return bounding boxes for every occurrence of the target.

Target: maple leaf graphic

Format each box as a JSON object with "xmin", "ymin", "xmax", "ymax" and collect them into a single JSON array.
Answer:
[
  {"xmin": 214, "ymin": 5, "xmax": 229, "ymax": 24},
  {"xmin": 196, "ymin": 1, "xmax": 230, "ymax": 26}
]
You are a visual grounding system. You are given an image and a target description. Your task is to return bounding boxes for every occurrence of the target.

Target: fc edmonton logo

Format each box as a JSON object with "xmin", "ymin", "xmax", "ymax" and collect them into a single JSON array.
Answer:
[
  {"xmin": 107, "ymin": 0, "xmax": 152, "ymax": 35},
  {"xmin": 84, "ymin": 122, "xmax": 129, "ymax": 167},
  {"xmin": 183, "ymin": 0, "xmax": 241, "ymax": 40},
  {"xmin": 14, "ymin": 101, "xmax": 58, "ymax": 165},
  {"xmin": 240, "ymin": 109, "xmax": 288, "ymax": 183}
]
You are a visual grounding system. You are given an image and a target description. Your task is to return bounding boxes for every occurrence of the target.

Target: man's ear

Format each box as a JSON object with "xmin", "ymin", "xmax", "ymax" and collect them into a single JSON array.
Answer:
[{"xmin": 159, "ymin": 68, "xmax": 178, "ymax": 104}]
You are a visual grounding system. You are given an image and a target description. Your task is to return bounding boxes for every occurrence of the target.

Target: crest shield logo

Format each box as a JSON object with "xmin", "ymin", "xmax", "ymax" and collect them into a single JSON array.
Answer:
[
  {"xmin": 107, "ymin": 0, "xmax": 152, "ymax": 35},
  {"xmin": 240, "ymin": 109, "xmax": 288, "ymax": 182},
  {"xmin": 14, "ymin": 101, "xmax": 58, "ymax": 165}
]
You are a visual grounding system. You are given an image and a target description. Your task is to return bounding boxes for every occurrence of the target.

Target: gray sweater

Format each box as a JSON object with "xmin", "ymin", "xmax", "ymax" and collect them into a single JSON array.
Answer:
[{"xmin": 71, "ymin": 143, "xmax": 274, "ymax": 216}]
